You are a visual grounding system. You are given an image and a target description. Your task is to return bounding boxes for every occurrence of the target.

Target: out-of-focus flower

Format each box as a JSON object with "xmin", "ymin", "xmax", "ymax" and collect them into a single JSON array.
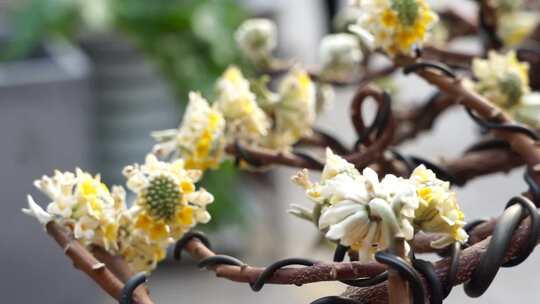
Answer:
[
  {"xmin": 78, "ymin": 0, "xmax": 112, "ymax": 32},
  {"xmin": 409, "ymin": 165, "xmax": 468, "ymax": 248},
  {"xmin": 352, "ymin": 0, "xmax": 438, "ymax": 56},
  {"xmin": 319, "ymin": 33, "xmax": 363, "ymax": 80},
  {"xmin": 215, "ymin": 66, "xmax": 271, "ymax": 146},
  {"xmin": 470, "ymin": 51, "xmax": 530, "ymax": 108},
  {"xmin": 235, "ymin": 18, "xmax": 278, "ymax": 68},
  {"xmin": 152, "ymin": 92, "xmax": 226, "ymax": 170},
  {"xmin": 291, "ymin": 149, "xmax": 419, "ymax": 261},
  {"xmin": 493, "ymin": 0, "xmax": 524, "ymax": 14},
  {"xmin": 334, "ymin": 7, "xmax": 363, "ymax": 33},
  {"xmin": 315, "ymin": 82, "xmax": 335, "ymax": 114},
  {"xmin": 27, "ymin": 169, "xmax": 122, "ymax": 251},
  {"xmin": 510, "ymin": 92, "xmax": 540, "ymax": 129},
  {"xmin": 263, "ymin": 68, "xmax": 316, "ymax": 150},
  {"xmin": 498, "ymin": 12, "xmax": 540, "ymax": 47},
  {"xmin": 120, "ymin": 154, "xmax": 214, "ymax": 272}
]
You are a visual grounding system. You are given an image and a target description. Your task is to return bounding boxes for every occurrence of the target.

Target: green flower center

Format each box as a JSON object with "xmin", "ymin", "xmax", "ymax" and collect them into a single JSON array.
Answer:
[
  {"xmin": 498, "ymin": 72, "xmax": 523, "ymax": 106},
  {"xmin": 142, "ymin": 175, "xmax": 181, "ymax": 220},
  {"xmin": 391, "ymin": 0, "xmax": 419, "ymax": 26}
]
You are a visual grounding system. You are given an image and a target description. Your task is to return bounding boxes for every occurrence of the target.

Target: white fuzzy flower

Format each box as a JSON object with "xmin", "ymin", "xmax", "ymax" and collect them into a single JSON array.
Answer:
[
  {"xmin": 152, "ymin": 91, "xmax": 226, "ymax": 170},
  {"xmin": 235, "ymin": 18, "xmax": 277, "ymax": 68},
  {"xmin": 319, "ymin": 33, "xmax": 363, "ymax": 80},
  {"xmin": 291, "ymin": 149, "xmax": 419, "ymax": 261}
]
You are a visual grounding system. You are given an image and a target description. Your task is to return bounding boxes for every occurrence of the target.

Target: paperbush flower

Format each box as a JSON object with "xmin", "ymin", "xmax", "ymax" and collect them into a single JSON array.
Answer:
[
  {"xmin": 352, "ymin": 0, "xmax": 439, "ymax": 56},
  {"xmin": 215, "ymin": 66, "xmax": 271, "ymax": 146},
  {"xmin": 121, "ymin": 154, "xmax": 213, "ymax": 272},
  {"xmin": 263, "ymin": 68, "xmax": 317, "ymax": 150},
  {"xmin": 498, "ymin": 12, "xmax": 539, "ymax": 46},
  {"xmin": 235, "ymin": 18, "xmax": 277, "ymax": 68},
  {"xmin": 291, "ymin": 149, "xmax": 419, "ymax": 261},
  {"xmin": 471, "ymin": 51, "xmax": 530, "ymax": 108},
  {"xmin": 319, "ymin": 33, "xmax": 363, "ymax": 80},
  {"xmin": 409, "ymin": 165, "xmax": 468, "ymax": 248},
  {"xmin": 24, "ymin": 169, "xmax": 123, "ymax": 252},
  {"xmin": 152, "ymin": 92, "xmax": 226, "ymax": 170},
  {"xmin": 291, "ymin": 149, "xmax": 469, "ymax": 260}
]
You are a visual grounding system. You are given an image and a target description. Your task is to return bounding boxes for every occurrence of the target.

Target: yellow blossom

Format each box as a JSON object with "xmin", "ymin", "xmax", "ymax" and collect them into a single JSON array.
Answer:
[
  {"xmin": 410, "ymin": 165, "xmax": 468, "ymax": 248},
  {"xmin": 152, "ymin": 92, "xmax": 226, "ymax": 170}
]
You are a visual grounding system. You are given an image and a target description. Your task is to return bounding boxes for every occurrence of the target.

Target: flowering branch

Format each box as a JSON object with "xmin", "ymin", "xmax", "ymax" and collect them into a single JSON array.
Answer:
[{"xmin": 397, "ymin": 56, "xmax": 540, "ymax": 185}]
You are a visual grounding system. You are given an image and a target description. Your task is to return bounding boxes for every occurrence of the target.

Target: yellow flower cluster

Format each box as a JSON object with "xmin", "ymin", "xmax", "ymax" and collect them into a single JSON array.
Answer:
[
  {"xmin": 152, "ymin": 65, "xmax": 318, "ymax": 170},
  {"xmin": 410, "ymin": 165, "xmax": 468, "ymax": 248},
  {"xmin": 25, "ymin": 154, "xmax": 214, "ymax": 273},
  {"xmin": 215, "ymin": 66, "xmax": 271, "ymax": 144},
  {"xmin": 354, "ymin": 0, "xmax": 439, "ymax": 56},
  {"xmin": 121, "ymin": 154, "xmax": 213, "ymax": 272},
  {"xmin": 152, "ymin": 92, "xmax": 226, "ymax": 171},
  {"xmin": 262, "ymin": 67, "xmax": 317, "ymax": 150},
  {"xmin": 471, "ymin": 51, "xmax": 530, "ymax": 108},
  {"xmin": 30, "ymin": 169, "xmax": 123, "ymax": 252}
]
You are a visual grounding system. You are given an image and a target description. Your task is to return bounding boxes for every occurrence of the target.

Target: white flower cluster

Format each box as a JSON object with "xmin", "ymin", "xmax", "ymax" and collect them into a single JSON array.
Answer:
[
  {"xmin": 23, "ymin": 154, "xmax": 214, "ymax": 273},
  {"xmin": 291, "ymin": 149, "xmax": 467, "ymax": 261},
  {"xmin": 319, "ymin": 33, "xmax": 363, "ymax": 81},
  {"xmin": 492, "ymin": 0, "xmax": 540, "ymax": 46},
  {"xmin": 25, "ymin": 169, "xmax": 123, "ymax": 252},
  {"xmin": 152, "ymin": 65, "xmax": 318, "ymax": 170}
]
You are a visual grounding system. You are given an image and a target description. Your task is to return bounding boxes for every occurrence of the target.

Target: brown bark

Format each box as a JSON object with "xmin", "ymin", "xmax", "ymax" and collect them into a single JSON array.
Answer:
[{"xmin": 46, "ymin": 222, "xmax": 153, "ymax": 304}]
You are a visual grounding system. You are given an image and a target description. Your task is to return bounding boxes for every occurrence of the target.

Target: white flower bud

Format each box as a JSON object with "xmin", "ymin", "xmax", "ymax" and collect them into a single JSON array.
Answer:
[
  {"xmin": 235, "ymin": 18, "xmax": 277, "ymax": 67},
  {"xmin": 319, "ymin": 33, "xmax": 363, "ymax": 80}
]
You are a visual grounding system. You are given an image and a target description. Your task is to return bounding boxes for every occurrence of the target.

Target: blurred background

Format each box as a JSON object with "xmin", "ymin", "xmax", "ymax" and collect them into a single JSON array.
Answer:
[{"xmin": 0, "ymin": 0, "xmax": 538, "ymax": 303}]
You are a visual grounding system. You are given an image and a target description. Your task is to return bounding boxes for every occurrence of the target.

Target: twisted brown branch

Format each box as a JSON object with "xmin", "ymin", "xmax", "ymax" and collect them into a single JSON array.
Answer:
[
  {"xmin": 344, "ymin": 206, "xmax": 540, "ymax": 303},
  {"xmin": 46, "ymin": 222, "xmax": 154, "ymax": 304}
]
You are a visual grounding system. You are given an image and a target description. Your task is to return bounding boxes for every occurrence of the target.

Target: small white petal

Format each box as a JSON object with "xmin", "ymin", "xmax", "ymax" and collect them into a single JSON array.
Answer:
[{"xmin": 22, "ymin": 195, "xmax": 52, "ymax": 225}]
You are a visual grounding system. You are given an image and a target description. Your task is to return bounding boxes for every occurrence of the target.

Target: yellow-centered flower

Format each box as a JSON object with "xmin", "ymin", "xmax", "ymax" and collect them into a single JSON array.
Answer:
[
  {"xmin": 410, "ymin": 165, "xmax": 468, "ymax": 248},
  {"xmin": 353, "ymin": 0, "xmax": 439, "ymax": 56},
  {"xmin": 152, "ymin": 91, "xmax": 226, "ymax": 170}
]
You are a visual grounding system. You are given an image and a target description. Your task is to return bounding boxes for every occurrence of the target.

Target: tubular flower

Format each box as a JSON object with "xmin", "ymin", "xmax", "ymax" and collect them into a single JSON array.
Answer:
[
  {"xmin": 470, "ymin": 51, "xmax": 530, "ymax": 108},
  {"xmin": 152, "ymin": 91, "xmax": 226, "ymax": 170},
  {"xmin": 235, "ymin": 18, "xmax": 278, "ymax": 68},
  {"xmin": 319, "ymin": 33, "xmax": 363, "ymax": 81},
  {"xmin": 409, "ymin": 165, "xmax": 468, "ymax": 248},
  {"xmin": 121, "ymin": 154, "xmax": 214, "ymax": 272},
  {"xmin": 291, "ymin": 149, "xmax": 419, "ymax": 262},
  {"xmin": 264, "ymin": 68, "xmax": 317, "ymax": 150},
  {"xmin": 215, "ymin": 66, "xmax": 271, "ymax": 146},
  {"xmin": 26, "ymin": 169, "xmax": 122, "ymax": 252},
  {"xmin": 352, "ymin": 0, "xmax": 439, "ymax": 56}
]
